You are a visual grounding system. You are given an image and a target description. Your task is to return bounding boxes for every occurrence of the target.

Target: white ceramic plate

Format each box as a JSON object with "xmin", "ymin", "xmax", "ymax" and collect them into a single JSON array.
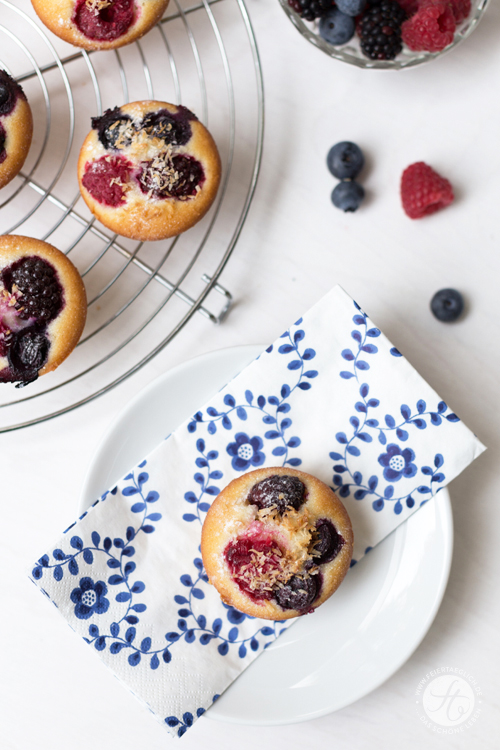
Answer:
[{"xmin": 80, "ymin": 345, "xmax": 453, "ymax": 727}]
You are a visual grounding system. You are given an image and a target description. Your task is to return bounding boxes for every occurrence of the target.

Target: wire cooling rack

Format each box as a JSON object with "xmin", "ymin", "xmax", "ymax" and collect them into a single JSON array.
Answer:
[{"xmin": 0, "ymin": 0, "xmax": 263, "ymax": 431}]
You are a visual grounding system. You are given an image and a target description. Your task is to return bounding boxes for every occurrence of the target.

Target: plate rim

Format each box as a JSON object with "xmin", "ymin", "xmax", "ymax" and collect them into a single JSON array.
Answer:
[{"xmin": 80, "ymin": 344, "xmax": 454, "ymax": 726}]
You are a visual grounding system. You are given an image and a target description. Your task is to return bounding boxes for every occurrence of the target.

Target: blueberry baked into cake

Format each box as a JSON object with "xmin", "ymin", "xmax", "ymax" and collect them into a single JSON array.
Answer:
[
  {"xmin": 201, "ymin": 467, "xmax": 353, "ymax": 620},
  {"xmin": 0, "ymin": 236, "xmax": 87, "ymax": 387},
  {"xmin": 0, "ymin": 71, "xmax": 33, "ymax": 190},
  {"xmin": 78, "ymin": 101, "xmax": 221, "ymax": 241},
  {"xmin": 31, "ymin": 0, "xmax": 169, "ymax": 51}
]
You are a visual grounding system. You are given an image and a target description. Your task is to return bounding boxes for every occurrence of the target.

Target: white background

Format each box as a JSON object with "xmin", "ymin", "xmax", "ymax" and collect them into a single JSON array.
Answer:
[{"xmin": 1, "ymin": 0, "xmax": 499, "ymax": 748}]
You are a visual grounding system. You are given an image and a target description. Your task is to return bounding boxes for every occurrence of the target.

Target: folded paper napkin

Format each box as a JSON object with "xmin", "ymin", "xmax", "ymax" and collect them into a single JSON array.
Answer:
[{"xmin": 30, "ymin": 285, "xmax": 485, "ymax": 737}]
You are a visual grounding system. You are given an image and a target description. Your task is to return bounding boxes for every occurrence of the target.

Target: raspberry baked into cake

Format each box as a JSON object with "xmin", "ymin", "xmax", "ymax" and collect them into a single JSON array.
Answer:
[
  {"xmin": 0, "ymin": 236, "xmax": 87, "ymax": 387},
  {"xmin": 31, "ymin": 0, "xmax": 169, "ymax": 51},
  {"xmin": 201, "ymin": 467, "xmax": 353, "ymax": 620},
  {"xmin": 78, "ymin": 101, "xmax": 221, "ymax": 241},
  {"xmin": 0, "ymin": 71, "xmax": 33, "ymax": 190}
]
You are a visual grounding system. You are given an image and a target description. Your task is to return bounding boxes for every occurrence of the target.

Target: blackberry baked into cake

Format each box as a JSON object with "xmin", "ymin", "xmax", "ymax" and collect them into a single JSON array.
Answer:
[
  {"xmin": 0, "ymin": 235, "xmax": 87, "ymax": 386},
  {"xmin": 201, "ymin": 467, "xmax": 353, "ymax": 620},
  {"xmin": 77, "ymin": 101, "xmax": 221, "ymax": 241},
  {"xmin": 0, "ymin": 71, "xmax": 33, "ymax": 190},
  {"xmin": 31, "ymin": 0, "xmax": 169, "ymax": 51}
]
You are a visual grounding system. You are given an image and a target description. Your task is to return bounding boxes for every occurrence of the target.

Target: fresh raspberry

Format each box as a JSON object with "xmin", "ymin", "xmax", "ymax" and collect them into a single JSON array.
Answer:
[
  {"xmin": 400, "ymin": 162, "xmax": 454, "ymax": 219},
  {"xmin": 401, "ymin": 0, "xmax": 456, "ymax": 51},
  {"xmin": 447, "ymin": 0, "xmax": 470, "ymax": 23}
]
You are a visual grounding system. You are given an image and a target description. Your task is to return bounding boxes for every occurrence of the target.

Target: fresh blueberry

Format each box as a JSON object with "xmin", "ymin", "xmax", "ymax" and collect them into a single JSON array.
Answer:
[
  {"xmin": 430, "ymin": 289, "xmax": 464, "ymax": 322},
  {"xmin": 327, "ymin": 141, "xmax": 364, "ymax": 180},
  {"xmin": 335, "ymin": 0, "xmax": 367, "ymax": 16},
  {"xmin": 319, "ymin": 8, "xmax": 356, "ymax": 45},
  {"xmin": 331, "ymin": 181, "xmax": 365, "ymax": 212}
]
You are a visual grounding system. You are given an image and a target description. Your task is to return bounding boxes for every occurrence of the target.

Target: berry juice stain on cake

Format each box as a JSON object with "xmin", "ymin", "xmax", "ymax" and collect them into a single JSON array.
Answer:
[
  {"xmin": 74, "ymin": 0, "xmax": 135, "ymax": 41},
  {"xmin": 0, "ymin": 256, "xmax": 64, "ymax": 386}
]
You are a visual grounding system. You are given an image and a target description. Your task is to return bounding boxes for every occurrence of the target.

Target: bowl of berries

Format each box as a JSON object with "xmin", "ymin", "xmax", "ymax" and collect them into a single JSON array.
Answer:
[{"xmin": 279, "ymin": 0, "xmax": 489, "ymax": 69}]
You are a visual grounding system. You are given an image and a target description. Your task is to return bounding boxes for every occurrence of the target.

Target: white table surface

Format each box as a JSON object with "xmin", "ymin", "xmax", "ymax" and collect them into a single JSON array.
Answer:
[{"xmin": 2, "ymin": 1, "xmax": 499, "ymax": 748}]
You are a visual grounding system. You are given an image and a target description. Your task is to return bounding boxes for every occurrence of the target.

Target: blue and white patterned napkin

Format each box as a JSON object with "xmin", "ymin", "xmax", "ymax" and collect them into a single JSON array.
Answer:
[{"xmin": 30, "ymin": 286, "xmax": 485, "ymax": 737}]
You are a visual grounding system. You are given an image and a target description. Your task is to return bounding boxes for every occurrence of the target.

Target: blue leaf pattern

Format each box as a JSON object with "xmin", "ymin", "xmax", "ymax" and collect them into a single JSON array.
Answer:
[{"xmin": 330, "ymin": 301, "xmax": 461, "ymax": 513}]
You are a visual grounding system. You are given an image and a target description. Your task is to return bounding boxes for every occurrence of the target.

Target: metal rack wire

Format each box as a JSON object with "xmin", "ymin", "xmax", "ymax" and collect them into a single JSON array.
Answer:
[{"xmin": 0, "ymin": 0, "xmax": 264, "ymax": 431}]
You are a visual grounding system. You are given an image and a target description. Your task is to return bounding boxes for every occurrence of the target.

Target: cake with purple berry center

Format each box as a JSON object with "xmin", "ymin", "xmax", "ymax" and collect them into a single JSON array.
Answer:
[
  {"xmin": 0, "ymin": 236, "xmax": 87, "ymax": 387},
  {"xmin": 77, "ymin": 101, "xmax": 221, "ymax": 241},
  {"xmin": 31, "ymin": 0, "xmax": 169, "ymax": 51},
  {"xmin": 0, "ymin": 71, "xmax": 33, "ymax": 190},
  {"xmin": 201, "ymin": 467, "xmax": 353, "ymax": 620}
]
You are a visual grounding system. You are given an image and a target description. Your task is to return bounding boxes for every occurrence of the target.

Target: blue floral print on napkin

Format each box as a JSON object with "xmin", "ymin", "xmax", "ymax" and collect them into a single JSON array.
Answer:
[{"xmin": 30, "ymin": 285, "xmax": 485, "ymax": 738}]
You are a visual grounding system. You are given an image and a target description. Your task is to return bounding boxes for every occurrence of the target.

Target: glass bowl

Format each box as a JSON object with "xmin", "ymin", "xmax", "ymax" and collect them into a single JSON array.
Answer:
[{"xmin": 278, "ymin": 0, "xmax": 490, "ymax": 70}]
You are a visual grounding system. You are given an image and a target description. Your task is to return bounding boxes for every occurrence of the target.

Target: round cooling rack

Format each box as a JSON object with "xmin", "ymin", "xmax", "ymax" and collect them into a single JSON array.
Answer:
[{"xmin": 0, "ymin": 0, "xmax": 264, "ymax": 431}]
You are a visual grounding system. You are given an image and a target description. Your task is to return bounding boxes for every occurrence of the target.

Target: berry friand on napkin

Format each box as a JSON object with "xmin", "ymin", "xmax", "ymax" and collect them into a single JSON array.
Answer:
[{"xmin": 29, "ymin": 285, "xmax": 485, "ymax": 737}]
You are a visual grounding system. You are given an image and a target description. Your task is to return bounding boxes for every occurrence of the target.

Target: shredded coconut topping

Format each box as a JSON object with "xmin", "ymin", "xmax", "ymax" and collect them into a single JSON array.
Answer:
[
  {"xmin": 232, "ymin": 545, "xmax": 300, "ymax": 595},
  {"xmin": 85, "ymin": 0, "xmax": 112, "ymax": 15}
]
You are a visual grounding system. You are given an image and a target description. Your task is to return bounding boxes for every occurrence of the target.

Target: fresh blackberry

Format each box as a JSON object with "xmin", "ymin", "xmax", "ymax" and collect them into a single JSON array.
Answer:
[
  {"xmin": 288, "ymin": 0, "xmax": 336, "ymax": 22},
  {"xmin": 6, "ymin": 256, "xmax": 63, "ymax": 322},
  {"xmin": 358, "ymin": 0, "xmax": 407, "ymax": 60}
]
